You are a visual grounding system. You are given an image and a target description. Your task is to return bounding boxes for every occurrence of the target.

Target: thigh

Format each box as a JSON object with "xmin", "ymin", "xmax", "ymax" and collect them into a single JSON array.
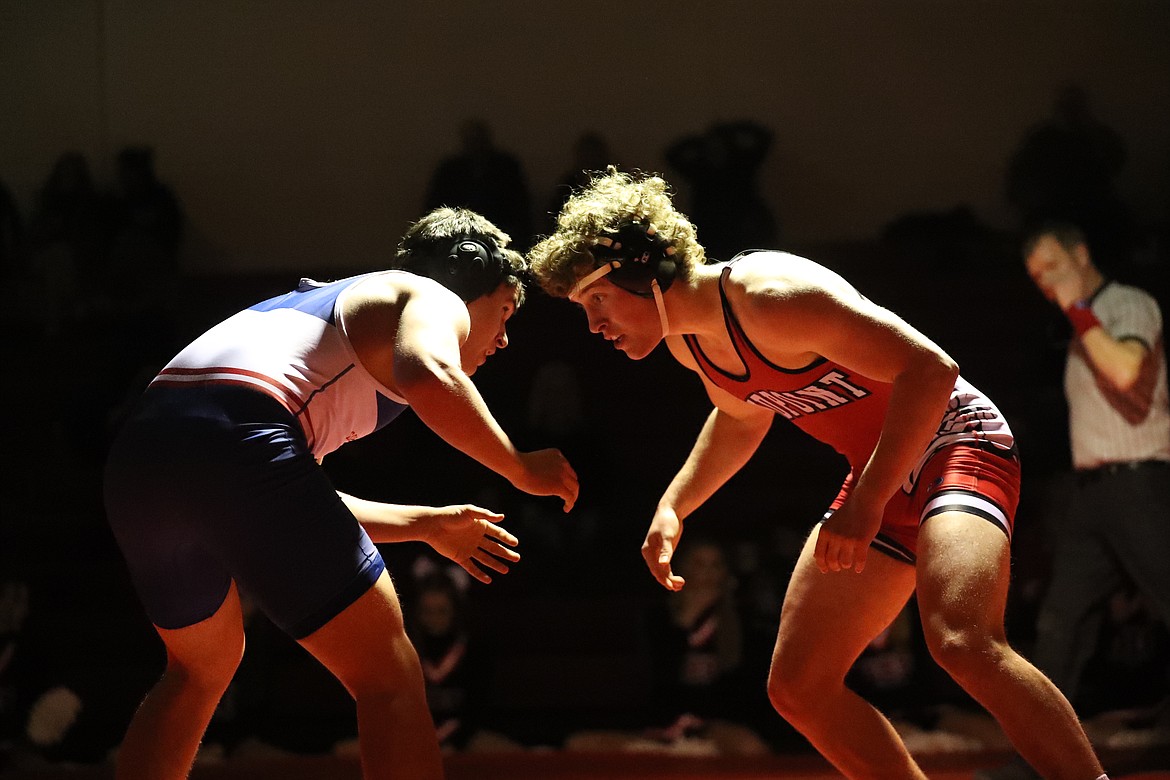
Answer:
[
  {"xmin": 105, "ymin": 413, "xmax": 235, "ymax": 630},
  {"xmin": 297, "ymin": 569, "xmax": 413, "ymax": 696},
  {"xmin": 154, "ymin": 580, "xmax": 246, "ymax": 678},
  {"xmin": 208, "ymin": 429, "xmax": 387, "ymax": 641},
  {"xmin": 106, "ymin": 388, "xmax": 385, "ymax": 641},
  {"xmin": 916, "ymin": 511, "xmax": 1012, "ymax": 640},
  {"xmin": 773, "ymin": 526, "xmax": 917, "ymax": 681}
]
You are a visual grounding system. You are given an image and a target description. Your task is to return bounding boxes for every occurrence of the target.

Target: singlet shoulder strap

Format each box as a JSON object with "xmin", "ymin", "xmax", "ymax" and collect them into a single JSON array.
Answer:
[
  {"xmin": 682, "ymin": 261, "xmax": 752, "ymax": 383},
  {"xmin": 687, "ymin": 253, "xmax": 829, "ymax": 378}
]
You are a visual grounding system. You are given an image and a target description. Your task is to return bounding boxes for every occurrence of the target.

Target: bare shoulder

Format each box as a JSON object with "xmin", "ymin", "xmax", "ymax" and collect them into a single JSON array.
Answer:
[
  {"xmin": 724, "ymin": 251, "xmax": 857, "ymax": 316},
  {"xmin": 345, "ymin": 271, "xmax": 465, "ymax": 322}
]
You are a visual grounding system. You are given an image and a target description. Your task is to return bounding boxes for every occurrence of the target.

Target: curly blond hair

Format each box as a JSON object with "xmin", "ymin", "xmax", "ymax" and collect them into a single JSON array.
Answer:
[{"xmin": 528, "ymin": 168, "xmax": 707, "ymax": 297}]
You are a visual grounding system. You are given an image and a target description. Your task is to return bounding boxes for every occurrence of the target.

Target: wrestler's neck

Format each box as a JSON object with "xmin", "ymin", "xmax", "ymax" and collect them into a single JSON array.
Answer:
[{"xmin": 661, "ymin": 264, "xmax": 730, "ymax": 339}]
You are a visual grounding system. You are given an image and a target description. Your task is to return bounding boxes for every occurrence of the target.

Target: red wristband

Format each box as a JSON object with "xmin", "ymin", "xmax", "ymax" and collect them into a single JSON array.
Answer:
[{"xmin": 1065, "ymin": 300, "xmax": 1101, "ymax": 338}]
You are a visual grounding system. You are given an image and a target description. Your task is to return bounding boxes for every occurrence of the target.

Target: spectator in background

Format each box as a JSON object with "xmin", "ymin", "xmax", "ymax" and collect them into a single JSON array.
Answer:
[
  {"xmin": 1006, "ymin": 85, "xmax": 1132, "ymax": 267},
  {"xmin": 547, "ymin": 131, "xmax": 614, "ymax": 232},
  {"xmin": 0, "ymin": 581, "xmax": 31, "ymax": 762},
  {"xmin": 424, "ymin": 119, "xmax": 532, "ymax": 251},
  {"xmin": 644, "ymin": 538, "xmax": 771, "ymax": 756},
  {"xmin": 107, "ymin": 146, "xmax": 184, "ymax": 305},
  {"xmin": 404, "ymin": 572, "xmax": 513, "ymax": 753},
  {"xmin": 563, "ymin": 538, "xmax": 770, "ymax": 757},
  {"xmin": 1076, "ymin": 587, "xmax": 1170, "ymax": 720},
  {"xmin": 665, "ymin": 120, "xmax": 778, "ymax": 262},
  {"xmin": 25, "ymin": 152, "xmax": 113, "ymax": 332}
]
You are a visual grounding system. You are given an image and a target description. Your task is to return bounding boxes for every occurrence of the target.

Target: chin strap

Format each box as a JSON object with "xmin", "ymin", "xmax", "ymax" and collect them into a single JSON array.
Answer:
[{"xmin": 651, "ymin": 278, "xmax": 670, "ymax": 338}]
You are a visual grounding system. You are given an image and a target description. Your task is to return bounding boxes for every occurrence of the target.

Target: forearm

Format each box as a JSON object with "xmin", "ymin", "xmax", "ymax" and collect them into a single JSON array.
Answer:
[
  {"xmin": 659, "ymin": 407, "xmax": 770, "ymax": 520},
  {"xmin": 1078, "ymin": 328, "xmax": 1145, "ymax": 391},
  {"xmin": 338, "ymin": 492, "xmax": 434, "ymax": 545},
  {"xmin": 1062, "ymin": 299, "xmax": 1144, "ymax": 390},
  {"xmin": 400, "ymin": 361, "xmax": 523, "ymax": 484},
  {"xmin": 852, "ymin": 359, "xmax": 958, "ymax": 506}
]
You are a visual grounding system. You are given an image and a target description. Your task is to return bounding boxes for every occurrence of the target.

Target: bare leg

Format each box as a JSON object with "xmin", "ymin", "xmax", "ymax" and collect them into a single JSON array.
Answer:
[
  {"xmin": 916, "ymin": 512, "xmax": 1105, "ymax": 780},
  {"xmin": 298, "ymin": 569, "xmax": 442, "ymax": 780},
  {"xmin": 116, "ymin": 582, "xmax": 245, "ymax": 780},
  {"xmin": 767, "ymin": 526, "xmax": 924, "ymax": 779}
]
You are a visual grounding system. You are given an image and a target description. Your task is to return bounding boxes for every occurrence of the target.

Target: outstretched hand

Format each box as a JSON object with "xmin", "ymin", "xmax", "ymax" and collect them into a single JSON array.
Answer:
[
  {"xmin": 642, "ymin": 509, "xmax": 687, "ymax": 591},
  {"xmin": 424, "ymin": 505, "xmax": 520, "ymax": 584}
]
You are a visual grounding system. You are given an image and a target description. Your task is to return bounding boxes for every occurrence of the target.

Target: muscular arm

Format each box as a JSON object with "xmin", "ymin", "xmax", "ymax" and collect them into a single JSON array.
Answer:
[
  {"xmin": 732, "ymin": 257, "xmax": 958, "ymax": 571},
  {"xmin": 346, "ymin": 276, "xmax": 576, "ymax": 509},
  {"xmin": 643, "ymin": 340, "xmax": 773, "ymax": 590},
  {"xmin": 391, "ymin": 296, "xmax": 524, "ymax": 482}
]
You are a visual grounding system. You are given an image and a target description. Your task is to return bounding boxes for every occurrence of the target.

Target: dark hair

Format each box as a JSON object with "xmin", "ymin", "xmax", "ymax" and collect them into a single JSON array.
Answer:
[
  {"xmin": 1022, "ymin": 220, "xmax": 1088, "ymax": 257},
  {"xmin": 396, "ymin": 207, "xmax": 527, "ymax": 304}
]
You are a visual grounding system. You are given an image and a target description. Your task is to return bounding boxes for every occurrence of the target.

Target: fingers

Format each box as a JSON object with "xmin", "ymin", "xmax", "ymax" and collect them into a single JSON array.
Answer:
[
  {"xmin": 642, "ymin": 538, "xmax": 681, "ymax": 590},
  {"xmin": 561, "ymin": 465, "xmax": 579, "ymax": 513},
  {"xmin": 658, "ymin": 537, "xmax": 673, "ymax": 566},
  {"xmin": 814, "ymin": 527, "xmax": 867, "ymax": 575},
  {"xmin": 837, "ymin": 542, "xmax": 855, "ymax": 573},
  {"xmin": 458, "ymin": 559, "xmax": 493, "ymax": 585},
  {"xmin": 459, "ymin": 545, "xmax": 518, "ymax": 585},
  {"xmin": 466, "ymin": 506, "xmax": 505, "ymax": 522},
  {"xmin": 852, "ymin": 545, "xmax": 868, "ymax": 574},
  {"xmin": 482, "ymin": 521, "xmax": 519, "ymax": 549},
  {"xmin": 480, "ymin": 538, "xmax": 520, "ymax": 563},
  {"xmin": 813, "ymin": 526, "xmax": 830, "ymax": 574},
  {"xmin": 472, "ymin": 549, "xmax": 512, "ymax": 576}
]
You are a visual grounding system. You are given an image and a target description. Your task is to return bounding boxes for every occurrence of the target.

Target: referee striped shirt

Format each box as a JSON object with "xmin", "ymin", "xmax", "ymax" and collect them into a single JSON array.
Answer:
[{"xmin": 1065, "ymin": 280, "xmax": 1170, "ymax": 469}]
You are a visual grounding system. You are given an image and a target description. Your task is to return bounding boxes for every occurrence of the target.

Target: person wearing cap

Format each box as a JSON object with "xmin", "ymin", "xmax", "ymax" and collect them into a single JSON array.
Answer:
[
  {"xmin": 528, "ymin": 168, "xmax": 1107, "ymax": 780},
  {"xmin": 104, "ymin": 207, "xmax": 579, "ymax": 780}
]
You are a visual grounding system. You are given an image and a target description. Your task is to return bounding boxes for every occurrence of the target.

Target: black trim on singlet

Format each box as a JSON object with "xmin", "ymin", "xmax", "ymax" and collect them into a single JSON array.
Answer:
[
  {"xmin": 682, "ymin": 255, "xmax": 827, "ymax": 385},
  {"xmin": 921, "ymin": 487, "xmax": 1008, "ymax": 528},
  {"xmin": 872, "ymin": 532, "xmax": 916, "ymax": 565}
]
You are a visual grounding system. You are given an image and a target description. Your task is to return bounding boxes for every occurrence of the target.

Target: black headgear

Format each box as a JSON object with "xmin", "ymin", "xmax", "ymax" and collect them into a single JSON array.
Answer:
[
  {"xmin": 591, "ymin": 220, "xmax": 678, "ymax": 297},
  {"xmin": 417, "ymin": 235, "xmax": 512, "ymax": 302}
]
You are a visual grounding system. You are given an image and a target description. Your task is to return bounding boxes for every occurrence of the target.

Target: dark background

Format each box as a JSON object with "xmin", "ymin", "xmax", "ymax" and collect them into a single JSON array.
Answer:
[{"xmin": 1, "ymin": 0, "xmax": 1168, "ymax": 765}]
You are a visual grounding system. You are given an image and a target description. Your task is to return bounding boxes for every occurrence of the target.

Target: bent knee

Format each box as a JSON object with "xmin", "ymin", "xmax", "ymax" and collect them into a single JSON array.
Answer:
[
  {"xmin": 925, "ymin": 625, "xmax": 1005, "ymax": 679},
  {"xmin": 164, "ymin": 631, "xmax": 245, "ymax": 692},
  {"xmin": 767, "ymin": 656, "xmax": 843, "ymax": 719},
  {"xmin": 335, "ymin": 632, "xmax": 426, "ymax": 700}
]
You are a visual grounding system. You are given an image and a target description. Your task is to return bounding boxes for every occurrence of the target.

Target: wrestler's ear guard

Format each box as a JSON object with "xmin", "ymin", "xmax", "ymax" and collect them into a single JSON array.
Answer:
[
  {"xmin": 593, "ymin": 221, "xmax": 678, "ymax": 298},
  {"xmin": 422, "ymin": 235, "xmax": 510, "ymax": 301}
]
